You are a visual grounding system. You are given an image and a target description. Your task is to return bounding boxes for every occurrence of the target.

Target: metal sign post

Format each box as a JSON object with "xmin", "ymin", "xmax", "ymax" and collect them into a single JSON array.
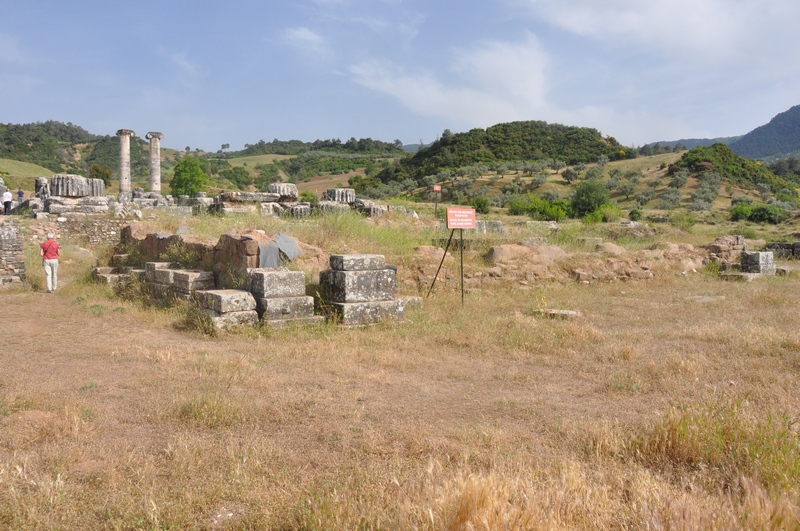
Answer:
[
  {"xmin": 427, "ymin": 207, "xmax": 476, "ymax": 305},
  {"xmin": 433, "ymin": 184, "xmax": 441, "ymax": 218}
]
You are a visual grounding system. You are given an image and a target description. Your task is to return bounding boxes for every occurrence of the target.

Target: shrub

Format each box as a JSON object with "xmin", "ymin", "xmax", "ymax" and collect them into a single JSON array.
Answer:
[
  {"xmin": 470, "ymin": 196, "xmax": 490, "ymax": 214},
  {"xmin": 670, "ymin": 212, "xmax": 696, "ymax": 231},
  {"xmin": 747, "ymin": 204, "xmax": 789, "ymax": 224},
  {"xmin": 729, "ymin": 203, "xmax": 752, "ymax": 222},
  {"xmin": 731, "ymin": 195, "xmax": 753, "ymax": 206},
  {"xmin": 629, "ymin": 208, "xmax": 642, "ymax": 221},
  {"xmin": 571, "ymin": 179, "xmax": 611, "ymax": 217},
  {"xmin": 299, "ymin": 191, "xmax": 318, "ymax": 204}
]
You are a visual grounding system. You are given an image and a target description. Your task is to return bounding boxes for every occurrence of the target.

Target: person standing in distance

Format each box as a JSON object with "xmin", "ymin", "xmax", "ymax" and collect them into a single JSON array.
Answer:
[
  {"xmin": 2, "ymin": 189, "xmax": 12, "ymax": 215},
  {"xmin": 40, "ymin": 233, "xmax": 60, "ymax": 293}
]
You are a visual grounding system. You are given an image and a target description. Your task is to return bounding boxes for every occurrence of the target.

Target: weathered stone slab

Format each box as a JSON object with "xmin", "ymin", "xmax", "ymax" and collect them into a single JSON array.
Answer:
[
  {"xmin": 315, "ymin": 201, "xmax": 351, "ymax": 214},
  {"xmin": 255, "ymin": 295, "xmax": 315, "ymax": 320},
  {"xmin": 94, "ymin": 266, "xmax": 116, "ymax": 275},
  {"xmin": 196, "ymin": 289, "xmax": 257, "ymax": 313},
  {"xmin": 330, "ymin": 254, "xmax": 386, "ymax": 271},
  {"xmin": 154, "ymin": 268, "xmax": 178, "ymax": 285},
  {"xmin": 263, "ymin": 315, "xmax": 325, "ymax": 329},
  {"xmin": 720, "ymin": 272, "xmax": 761, "ymax": 282},
  {"xmin": 95, "ymin": 273, "xmax": 126, "ymax": 285},
  {"xmin": 173, "ymin": 270, "xmax": 215, "ymax": 292},
  {"xmin": 529, "ymin": 309, "xmax": 582, "ymax": 320},
  {"xmin": 147, "ymin": 282, "xmax": 174, "ymax": 298},
  {"xmin": 319, "ymin": 268, "xmax": 396, "ymax": 303},
  {"xmin": 246, "ymin": 268, "xmax": 306, "ymax": 298},
  {"xmin": 261, "ymin": 203, "xmax": 285, "ymax": 217},
  {"xmin": 288, "ymin": 204, "xmax": 311, "ymax": 217},
  {"xmin": 321, "ymin": 188, "xmax": 356, "ymax": 203},
  {"xmin": 267, "ymin": 182, "xmax": 299, "ymax": 202},
  {"xmin": 144, "ymin": 262, "xmax": 173, "ymax": 282},
  {"xmin": 327, "ymin": 299, "xmax": 409, "ymax": 325},
  {"xmin": 740, "ymin": 251, "xmax": 775, "ymax": 275},
  {"xmin": 218, "ymin": 192, "xmax": 280, "ymax": 203},
  {"xmin": 203, "ymin": 309, "xmax": 259, "ymax": 330}
]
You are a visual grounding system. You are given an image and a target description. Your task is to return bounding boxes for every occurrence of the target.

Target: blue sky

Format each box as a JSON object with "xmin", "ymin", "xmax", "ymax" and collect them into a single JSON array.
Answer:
[{"xmin": 2, "ymin": 0, "xmax": 799, "ymax": 152}]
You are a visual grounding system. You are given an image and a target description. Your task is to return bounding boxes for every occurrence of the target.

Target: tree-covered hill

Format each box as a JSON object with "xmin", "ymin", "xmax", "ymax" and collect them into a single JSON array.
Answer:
[
  {"xmin": 728, "ymin": 105, "xmax": 800, "ymax": 159},
  {"xmin": 672, "ymin": 143, "xmax": 795, "ymax": 194},
  {"xmin": 375, "ymin": 121, "xmax": 631, "ymax": 185},
  {"xmin": 0, "ymin": 121, "xmax": 149, "ymax": 177}
]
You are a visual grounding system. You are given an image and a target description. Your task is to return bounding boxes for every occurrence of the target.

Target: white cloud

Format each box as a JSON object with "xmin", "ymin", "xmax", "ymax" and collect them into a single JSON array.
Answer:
[
  {"xmin": 516, "ymin": 0, "xmax": 800, "ymax": 66},
  {"xmin": 282, "ymin": 27, "xmax": 327, "ymax": 56},
  {"xmin": 349, "ymin": 35, "xmax": 552, "ymax": 128}
]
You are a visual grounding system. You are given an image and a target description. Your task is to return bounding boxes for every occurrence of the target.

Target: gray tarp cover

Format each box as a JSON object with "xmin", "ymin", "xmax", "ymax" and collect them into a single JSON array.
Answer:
[{"xmin": 257, "ymin": 232, "xmax": 302, "ymax": 268}]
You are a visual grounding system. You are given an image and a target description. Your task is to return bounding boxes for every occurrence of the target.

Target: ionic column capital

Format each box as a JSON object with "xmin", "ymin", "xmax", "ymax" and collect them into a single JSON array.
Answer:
[
  {"xmin": 146, "ymin": 132, "xmax": 164, "ymax": 141},
  {"xmin": 116, "ymin": 129, "xmax": 136, "ymax": 137}
]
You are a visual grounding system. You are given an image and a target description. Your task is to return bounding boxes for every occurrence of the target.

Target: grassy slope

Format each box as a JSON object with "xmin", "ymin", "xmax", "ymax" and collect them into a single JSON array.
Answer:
[
  {"xmin": 1, "ymin": 210, "xmax": 799, "ymax": 528},
  {"xmin": 0, "ymin": 158, "xmax": 54, "ymax": 193}
]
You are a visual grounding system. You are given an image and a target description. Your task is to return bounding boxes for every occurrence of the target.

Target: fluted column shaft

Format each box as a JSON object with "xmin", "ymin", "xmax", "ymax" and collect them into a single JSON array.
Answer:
[
  {"xmin": 146, "ymin": 132, "xmax": 164, "ymax": 193},
  {"xmin": 116, "ymin": 129, "xmax": 135, "ymax": 193}
]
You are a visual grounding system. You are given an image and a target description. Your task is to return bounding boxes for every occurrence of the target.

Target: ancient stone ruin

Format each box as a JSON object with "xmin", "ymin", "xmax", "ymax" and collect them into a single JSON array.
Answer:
[
  {"xmin": 94, "ymin": 227, "xmax": 418, "ymax": 330},
  {"xmin": 0, "ymin": 221, "xmax": 25, "ymax": 288},
  {"xmin": 319, "ymin": 254, "xmax": 420, "ymax": 325}
]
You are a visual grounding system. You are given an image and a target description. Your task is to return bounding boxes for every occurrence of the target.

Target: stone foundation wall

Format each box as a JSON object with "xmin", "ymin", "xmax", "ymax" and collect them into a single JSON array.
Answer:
[{"xmin": 0, "ymin": 221, "xmax": 25, "ymax": 287}]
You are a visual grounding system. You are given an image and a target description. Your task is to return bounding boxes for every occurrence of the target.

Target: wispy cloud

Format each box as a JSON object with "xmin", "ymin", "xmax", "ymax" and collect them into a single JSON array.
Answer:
[
  {"xmin": 281, "ymin": 26, "xmax": 327, "ymax": 56},
  {"xmin": 349, "ymin": 35, "xmax": 551, "ymax": 128},
  {"xmin": 515, "ymin": 0, "xmax": 800, "ymax": 66}
]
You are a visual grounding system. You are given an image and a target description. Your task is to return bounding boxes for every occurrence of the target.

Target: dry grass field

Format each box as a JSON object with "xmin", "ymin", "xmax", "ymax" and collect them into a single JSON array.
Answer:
[{"xmin": 1, "ymin": 211, "xmax": 799, "ymax": 529}]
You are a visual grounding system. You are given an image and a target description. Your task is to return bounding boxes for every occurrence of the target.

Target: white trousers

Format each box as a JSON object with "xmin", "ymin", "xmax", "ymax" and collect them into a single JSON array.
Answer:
[{"xmin": 43, "ymin": 259, "xmax": 59, "ymax": 291}]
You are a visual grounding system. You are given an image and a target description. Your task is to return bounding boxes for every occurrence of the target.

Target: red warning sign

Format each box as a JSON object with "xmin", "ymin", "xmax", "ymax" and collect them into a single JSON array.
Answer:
[{"xmin": 446, "ymin": 208, "xmax": 476, "ymax": 230}]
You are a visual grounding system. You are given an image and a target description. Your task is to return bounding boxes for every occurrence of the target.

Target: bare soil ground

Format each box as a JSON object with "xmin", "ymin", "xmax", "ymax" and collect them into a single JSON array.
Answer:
[{"xmin": 1, "ymin": 216, "xmax": 799, "ymax": 528}]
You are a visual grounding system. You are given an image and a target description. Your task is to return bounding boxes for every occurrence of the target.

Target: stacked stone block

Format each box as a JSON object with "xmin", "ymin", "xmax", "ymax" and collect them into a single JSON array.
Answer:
[
  {"xmin": 268, "ymin": 183, "xmax": 299, "ymax": 202},
  {"xmin": 706, "ymin": 235, "xmax": 745, "ymax": 263},
  {"xmin": 50, "ymin": 174, "xmax": 105, "ymax": 197},
  {"xmin": 195, "ymin": 289, "xmax": 259, "ymax": 329},
  {"xmin": 321, "ymin": 188, "xmax": 356, "ymax": 204},
  {"xmin": 173, "ymin": 270, "xmax": 215, "ymax": 299},
  {"xmin": 320, "ymin": 254, "xmax": 415, "ymax": 325},
  {"xmin": 0, "ymin": 222, "xmax": 25, "ymax": 287},
  {"xmin": 740, "ymin": 251, "xmax": 776, "ymax": 276},
  {"xmin": 145, "ymin": 262, "xmax": 178, "ymax": 299},
  {"xmin": 246, "ymin": 268, "xmax": 322, "ymax": 328}
]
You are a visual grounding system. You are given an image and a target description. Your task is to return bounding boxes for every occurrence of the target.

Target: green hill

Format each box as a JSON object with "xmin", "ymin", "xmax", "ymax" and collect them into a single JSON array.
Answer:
[
  {"xmin": 0, "ymin": 121, "xmax": 150, "ymax": 178},
  {"xmin": 375, "ymin": 121, "xmax": 630, "ymax": 185},
  {"xmin": 672, "ymin": 143, "xmax": 795, "ymax": 194},
  {"xmin": 729, "ymin": 105, "xmax": 800, "ymax": 159}
]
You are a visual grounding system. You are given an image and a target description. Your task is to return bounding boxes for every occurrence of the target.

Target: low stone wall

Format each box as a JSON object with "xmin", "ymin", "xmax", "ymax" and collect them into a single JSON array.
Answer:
[{"xmin": 0, "ymin": 221, "xmax": 25, "ymax": 287}]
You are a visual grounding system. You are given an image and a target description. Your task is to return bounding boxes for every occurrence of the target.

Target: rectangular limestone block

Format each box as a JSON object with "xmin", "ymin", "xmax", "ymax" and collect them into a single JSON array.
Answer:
[
  {"xmin": 147, "ymin": 282, "xmax": 174, "ymax": 299},
  {"xmin": 154, "ymin": 268, "xmax": 178, "ymax": 285},
  {"xmin": 255, "ymin": 296, "xmax": 315, "ymax": 320},
  {"xmin": 740, "ymin": 251, "xmax": 775, "ymax": 275},
  {"xmin": 329, "ymin": 254, "xmax": 386, "ymax": 271},
  {"xmin": 203, "ymin": 309, "xmax": 259, "ymax": 330},
  {"xmin": 263, "ymin": 315, "xmax": 325, "ymax": 330},
  {"xmin": 95, "ymin": 273, "xmax": 125, "ymax": 285},
  {"xmin": 144, "ymin": 262, "xmax": 173, "ymax": 282},
  {"xmin": 195, "ymin": 289, "xmax": 257, "ymax": 313},
  {"xmin": 173, "ymin": 270, "xmax": 215, "ymax": 292},
  {"xmin": 327, "ymin": 299, "xmax": 409, "ymax": 325},
  {"xmin": 319, "ymin": 268, "xmax": 395, "ymax": 303},
  {"xmin": 246, "ymin": 268, "xmax": 306, "ymax": 298}
]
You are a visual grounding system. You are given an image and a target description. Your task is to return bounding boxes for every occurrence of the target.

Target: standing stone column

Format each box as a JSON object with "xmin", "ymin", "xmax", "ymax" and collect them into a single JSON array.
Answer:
[
  {"xmin": 146, "ymin": 132, "xmax": 164, "ymax": 194},
  {"xmin": 116, "ymin": 129, "xmax": 135, "ymax": 193}
]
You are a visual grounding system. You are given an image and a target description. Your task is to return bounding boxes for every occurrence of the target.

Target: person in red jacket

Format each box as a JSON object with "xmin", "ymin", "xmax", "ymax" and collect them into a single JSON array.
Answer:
[{"xmin": 39, "ymin": 233, "xmax": 60, "ymax": 292}]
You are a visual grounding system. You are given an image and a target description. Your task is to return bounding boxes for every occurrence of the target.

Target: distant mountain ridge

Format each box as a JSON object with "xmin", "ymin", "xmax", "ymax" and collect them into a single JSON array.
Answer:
[
  {"xmin": 652, "ymin": 104, "xmax": 800, "ymax": 159},
  {"xmin": 728, "ymin": 105, "xmax": 800, "ymax": 159},
  {"xmin": 649, "ymin": 137, "xmax": 740, "ymax": 150}
]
